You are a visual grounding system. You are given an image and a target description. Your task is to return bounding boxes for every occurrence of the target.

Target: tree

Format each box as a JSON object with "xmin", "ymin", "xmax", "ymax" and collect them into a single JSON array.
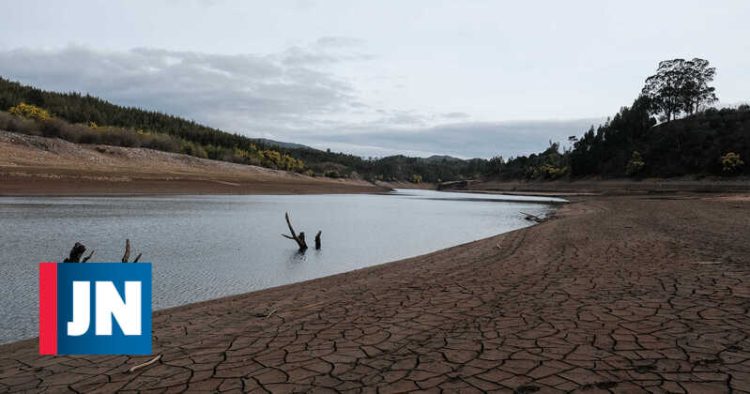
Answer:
[
  {"xmin": 680, "ymin": 58, "xmax": 717, "ymax": 115},
  {"xmin": 625, "ymin": 151, "xmax": 645, "ymax": 176},
  {"xmin": 641, "ymin": 58, "xmax": 717, "ymax": 122},
  {"xmin": 486, "ymin": 156, "xmax": 505, "ymax": 176},
  {"xmin": 721, "ymin": 152, "xmax": 744, "ymax": 174}
]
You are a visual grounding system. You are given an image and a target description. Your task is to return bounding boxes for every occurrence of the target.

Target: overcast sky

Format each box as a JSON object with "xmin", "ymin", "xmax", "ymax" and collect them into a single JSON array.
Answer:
[{"xmin": 1, "ymin": 1, "xmax": 748, "ymax": 158}]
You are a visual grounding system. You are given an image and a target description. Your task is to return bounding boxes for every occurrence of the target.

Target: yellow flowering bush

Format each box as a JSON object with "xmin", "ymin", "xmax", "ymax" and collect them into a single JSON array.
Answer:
[{"xmin": 9, "ymin": 103, "xmax": 51, "ymax": 121}]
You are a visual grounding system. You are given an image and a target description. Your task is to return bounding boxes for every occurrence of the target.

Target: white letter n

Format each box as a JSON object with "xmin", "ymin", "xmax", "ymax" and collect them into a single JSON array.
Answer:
[{"xmin": 95, "ymin": 281, "xmax": 142, "ymax": 336}]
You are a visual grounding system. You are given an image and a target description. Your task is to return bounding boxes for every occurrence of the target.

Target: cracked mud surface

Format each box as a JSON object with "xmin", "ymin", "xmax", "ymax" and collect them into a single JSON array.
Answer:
[{"xmin": 1, "ymin": 195, "xmax": 749, "ymax": 393}]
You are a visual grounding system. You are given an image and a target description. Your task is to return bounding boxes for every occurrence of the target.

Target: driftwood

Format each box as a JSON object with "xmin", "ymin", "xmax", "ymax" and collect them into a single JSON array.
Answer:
[
  {"xmin": 520, "ymin": 211, "xmax": 544, "ymax": 223},
  {"xmin": 282, "ymin": 212, "xmax": 308, "ymax": 251},
  {"xmin": 127, "ymin": 354, "xmax": 162, "ymax": 373},
  {"xmin": 315, "ymin": 231, "xmax": 322, "ymax": 250}
]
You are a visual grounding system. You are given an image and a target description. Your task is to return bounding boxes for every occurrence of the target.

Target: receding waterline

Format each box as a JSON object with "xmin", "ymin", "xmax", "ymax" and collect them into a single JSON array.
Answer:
[{"xmin": 0, "ymin": 189, "xmax": 564, "ymax": 343}]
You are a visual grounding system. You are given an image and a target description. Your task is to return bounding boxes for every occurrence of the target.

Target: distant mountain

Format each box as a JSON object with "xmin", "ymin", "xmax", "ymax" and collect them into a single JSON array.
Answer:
[
  {"xmin": 424, "ymin": 155, "xmax": 465, "ymax": 163},
  {"xmin": 252, "ymin": 138, "xmax": 316, "ymax": 151}
]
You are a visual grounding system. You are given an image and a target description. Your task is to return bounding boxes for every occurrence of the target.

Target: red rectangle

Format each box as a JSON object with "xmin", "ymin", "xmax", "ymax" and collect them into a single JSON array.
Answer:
[{"xmin": 39, "ymin": 262, "xmax": 57, "ymax": 355}]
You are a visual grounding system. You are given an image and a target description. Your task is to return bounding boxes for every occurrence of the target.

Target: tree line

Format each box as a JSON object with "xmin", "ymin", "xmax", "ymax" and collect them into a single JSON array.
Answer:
[{"xmin": 1, "ymin": 58, "xmax": 747, "ymax": 183}]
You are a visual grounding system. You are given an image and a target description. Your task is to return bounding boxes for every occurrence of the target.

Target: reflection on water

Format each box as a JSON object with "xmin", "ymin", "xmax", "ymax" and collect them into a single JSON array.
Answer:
[{"xmin": 0, "ymin": 189, "xmax": 563, "ymax": 343}]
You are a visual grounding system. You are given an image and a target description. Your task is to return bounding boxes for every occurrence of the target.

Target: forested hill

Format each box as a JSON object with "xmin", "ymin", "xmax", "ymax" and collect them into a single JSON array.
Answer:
[
  {"xmin": 484, "ymin": 58, "xmax": 750, "ymax": 180},
  {"xmin": 0, "ymin": 77, "xmax": 229, "ymax": 145},
  {"xmin": 0, "ymin": 77, "xmax": 487, "ymax": 182},
  {"xmin": 484, "ymin": 99, "xmax": 750, "ymax": 180},
  {"xmin": 2, "ymin": 59, "xmax": 748, "ymax": 184}
]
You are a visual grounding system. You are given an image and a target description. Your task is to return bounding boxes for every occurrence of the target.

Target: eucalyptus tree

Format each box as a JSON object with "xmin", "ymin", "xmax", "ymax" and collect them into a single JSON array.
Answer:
[{"xmin": 641, "ymin": 58, "xmax": 717, "ymax": 122}]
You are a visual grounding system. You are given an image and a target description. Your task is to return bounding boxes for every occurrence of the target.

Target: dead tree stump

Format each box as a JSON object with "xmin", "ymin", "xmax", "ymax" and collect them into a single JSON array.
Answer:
[
  {"xmin": 64, "ymin": 242, "xmax": 87, "ymax": 263},
  {"xmin": 282, "ymin": 212, "xmax": 308, "ymax": 251},
  {"xmin": 121, "ymin": 239, "xmax": 142, "ymax": 262}
]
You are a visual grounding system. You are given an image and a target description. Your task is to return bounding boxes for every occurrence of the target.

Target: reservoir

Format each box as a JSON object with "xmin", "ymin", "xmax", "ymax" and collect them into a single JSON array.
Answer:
[{"xmin": 0, "ymin": 189, "xmax": 563, "ymax": 343}]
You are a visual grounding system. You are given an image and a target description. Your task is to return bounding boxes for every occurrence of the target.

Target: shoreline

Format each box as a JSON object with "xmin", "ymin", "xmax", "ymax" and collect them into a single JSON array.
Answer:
[
  {"xmin": 1, "ymin": 194, "xmax": 749, "ymax": 391},
  {"xmin": 443, "ymin": 178, "xmax": 750, "ymax": 196},
  {"xmin": 0, "ymin": 174, "xmax": 390, "ymax": 197},
  {"xmin": 0, "ymin": 227, "xmax": 520, "ymax": 350}
]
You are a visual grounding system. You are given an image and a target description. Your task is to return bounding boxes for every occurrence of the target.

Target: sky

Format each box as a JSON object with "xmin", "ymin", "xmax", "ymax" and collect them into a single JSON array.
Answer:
[{"xmin": 0, "ymin": 0, "xmax": 749, "ymax": 158}]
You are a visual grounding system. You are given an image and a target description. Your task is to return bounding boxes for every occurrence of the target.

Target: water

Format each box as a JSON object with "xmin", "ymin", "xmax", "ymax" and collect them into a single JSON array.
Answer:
[{"xmin": 0, "ymin": 189, "xmax": 563, "ymax": 343}]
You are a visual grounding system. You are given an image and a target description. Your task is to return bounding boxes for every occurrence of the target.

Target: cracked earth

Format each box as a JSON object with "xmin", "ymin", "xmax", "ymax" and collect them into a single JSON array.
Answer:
[{"xmin": 1, "ymin": 195, "xmax": 749, "ymax": 393}]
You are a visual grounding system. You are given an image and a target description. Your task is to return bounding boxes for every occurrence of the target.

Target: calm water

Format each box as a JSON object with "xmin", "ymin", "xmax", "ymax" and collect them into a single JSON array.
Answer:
[{"xmin": 0, "ymin": 189, "xmax": 563, "ymax": 343}]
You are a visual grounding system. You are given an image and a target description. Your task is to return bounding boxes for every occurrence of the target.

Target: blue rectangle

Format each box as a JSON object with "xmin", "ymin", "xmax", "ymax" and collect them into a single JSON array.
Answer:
[{"xmin": 56, "ymin": 263, "xmax": 152, "ymax": 355}]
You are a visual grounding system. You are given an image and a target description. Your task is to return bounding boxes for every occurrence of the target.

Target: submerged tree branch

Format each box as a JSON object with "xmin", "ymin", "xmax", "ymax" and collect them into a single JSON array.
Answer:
[
  {"xmin": 283, "ymin": 212, "xmax": 308, "ymax": 251},
  {"xmin": 122, "ymin": 239, "xmax": 131, "ymax": 263}
]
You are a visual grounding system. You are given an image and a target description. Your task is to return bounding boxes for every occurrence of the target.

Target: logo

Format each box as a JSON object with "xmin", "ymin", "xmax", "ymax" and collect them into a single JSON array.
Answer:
[{"xmin": 39, "ymin": 262, "xmax": 152, "ymax": 355}]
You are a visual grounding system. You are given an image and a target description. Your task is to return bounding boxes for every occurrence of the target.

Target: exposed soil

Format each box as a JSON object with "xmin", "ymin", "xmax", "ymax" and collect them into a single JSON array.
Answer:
[
  {"xmin": 0, "ymin": 131, "xmax": 388, "ymax": 196},
  {"xmin": 449, "ymin": 178, "xmax": 750, "ymax": 196},
  {"xmin": 1, "ymin": 194, "xmax": 749, "ymax": 392}
]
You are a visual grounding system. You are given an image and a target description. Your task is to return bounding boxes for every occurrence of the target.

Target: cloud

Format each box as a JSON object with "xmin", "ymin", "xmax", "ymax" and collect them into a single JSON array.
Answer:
[
  {"xmin": 315, "ymin": 36, "xmax": 366, "ymax": 48},
  {"xmin": 0, "ymin": 44, "xmax": 361, "ymax": 132},
  {"xmin": 441, "ymin": 112, "xmax": 471, "ymax": 120},
  {"xmin": 0, "ymin": 43, "xmax": 603, "ymax": 159}
]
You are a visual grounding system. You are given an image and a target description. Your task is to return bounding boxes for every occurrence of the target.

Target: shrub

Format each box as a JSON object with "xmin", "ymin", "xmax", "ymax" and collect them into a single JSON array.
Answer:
[
  {"xmin": 8, "ymin": 103, "xmax": 50, "ymax": 121},
  {"xmin": 324, "ymin": 170, "xmax": 341, "ymax": 178},
  {"xmin": 625, "ymin": 151, "xmax": 646, "ymax": 176},
  {"xmin": 141, "ymin": 133, "xmax": 180, "ymax": 152},
  {"xmin": 0, "ymin": 111, "xmax": 41, "ymax": 135},
  {"xmin": 534, "ymin": 164, "xmax": 567, "ymax": 179},
  {"xmin": 180, "ymin": 141, "xmax": 208, "ymax": 158},
  {"xmin": 721, "ymin": 152, "xmax": 744, "ymax": 173}
]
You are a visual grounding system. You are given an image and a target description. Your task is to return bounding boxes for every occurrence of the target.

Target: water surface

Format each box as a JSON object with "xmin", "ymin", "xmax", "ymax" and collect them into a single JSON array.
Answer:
[{"xmin": 0, "ymin": 189, "xmax": 563, "ymax": 343}]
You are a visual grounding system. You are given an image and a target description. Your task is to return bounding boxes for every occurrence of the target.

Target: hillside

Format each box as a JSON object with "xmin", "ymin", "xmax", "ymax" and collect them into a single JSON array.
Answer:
[
  {"xmin": 0, "ymin": 77, "xmax": 486, "ymax": 183},
  {"xmin": 3, "ymin": 76, "xmax": 748, "ymax": 186},
  {"xmin": 483, "ymin": 100, "xmax": 750, "ymax": 182},
  {"xmin": 0, "ymin": 130, "xmax": 387, "ymax": 196}
]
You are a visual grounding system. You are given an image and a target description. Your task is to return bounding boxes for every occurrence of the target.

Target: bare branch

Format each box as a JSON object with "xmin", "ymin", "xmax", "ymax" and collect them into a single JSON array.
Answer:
[
  {"xmin": 133, "ymin": 253, "xmax": 142, "ymax": 263},
  {"xmin": 283, "ymin": 212, "xmax": 307, "ymax": 251},
  {"xmin": 128, "ymin": 354, "xmax": 162, "ymax": 373},
  {"xmin": 520, "ymin": 212, "xmax": 543, "ymax": 223},
  {"xmin": 122, "ymin": 239, "xmax": 131, "ymax": 263},
  {"xmin": 285, "ymin": 213, "xmax": 298, "ymax": 240},
  {"xmin": 82, "ymin": 250, "xmax": 95, "ymax": 263}
]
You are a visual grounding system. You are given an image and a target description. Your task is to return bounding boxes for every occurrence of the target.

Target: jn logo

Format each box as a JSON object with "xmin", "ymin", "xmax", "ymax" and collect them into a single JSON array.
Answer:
[{"xmin": 39, "ymin": 263, "xmax": 152, "ymax": 355}]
